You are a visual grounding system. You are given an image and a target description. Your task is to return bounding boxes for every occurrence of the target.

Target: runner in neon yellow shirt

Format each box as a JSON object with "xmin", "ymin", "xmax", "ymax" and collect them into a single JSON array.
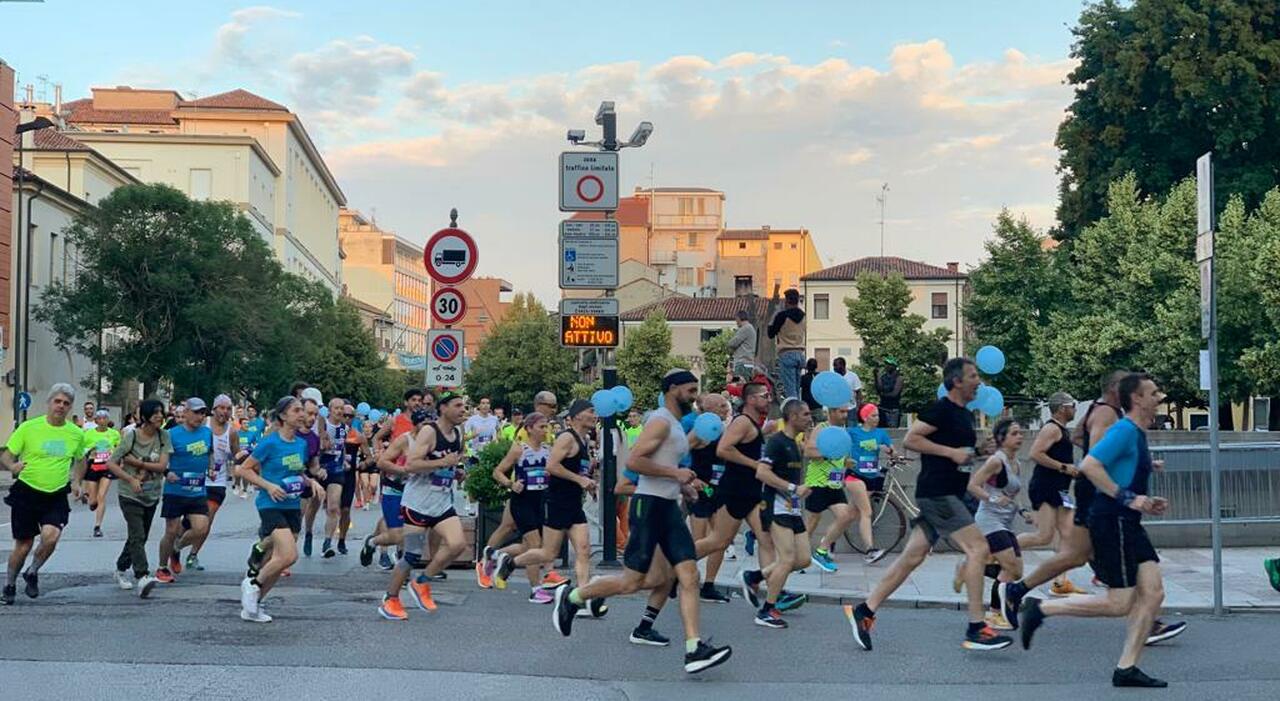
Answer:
[{"xmin": 82, "ymin": 410, "xmax": 122, "ymax": 537}]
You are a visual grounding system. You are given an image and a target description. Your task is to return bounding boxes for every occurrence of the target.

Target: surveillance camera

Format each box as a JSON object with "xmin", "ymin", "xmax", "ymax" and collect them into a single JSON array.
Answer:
[
  {"xmin": 567, "ymin": 129, "xmax": 586, "ymax": 144},
  {"xmin": 594, "ymin": 101, "xmax": 616, "ymax": 125},
  {"xmin": 625, "ymin": 121, "xmax": 654, "ymax": 148}
]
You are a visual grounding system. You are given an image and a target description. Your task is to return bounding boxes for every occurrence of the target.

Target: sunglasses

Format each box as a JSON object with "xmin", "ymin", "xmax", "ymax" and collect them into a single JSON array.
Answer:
[{"xmin": 344, "ymin": 413, "xmax": 355, "ymax": 418}]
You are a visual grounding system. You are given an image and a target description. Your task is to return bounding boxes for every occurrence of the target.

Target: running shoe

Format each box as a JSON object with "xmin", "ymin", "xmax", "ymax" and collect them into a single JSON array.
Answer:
[
  {"xmin": 754, "ymin": 607, "xmax": 787, "ymax": 629},
  {"xmin": 1113, "ymin": 666, "xmax": 1168, "ymax": 688},
  {"xmin": 337, "ymin": 539, "xmax": 348, "ymax": 555},
  {"xmin": 378, "ymin": 551, "xmax": 394, "ymax": 570},
  {"xmin": 528, "ymin": 588, "xmax": 554, "ymax": 604},
  {"xmin": 811, "ymin": 548, "xmax": 838, "ymax": 573},
  {"xmin": 744, "ymin": 531, "xmax": 756, "ymax": 556},
  {"xmin": 998, "ymin": 580, "xmax": 1027, "ymax": 628},
  {"xmin": 864, "ymin": 548, "xmax": 888, "ymax": 565},
  {"xmin": 684, "ymin": 639, "xmax": 732, "ymax": 674},
  {"xmin": 1266, "ymin": 558, "xmax": 1280, "ymax": 592},
  {"xmin": 93, "ymin": 526, "xmax": 103, "ymax": 538},
  {"xmin": 303, "ymin": 532, "xmax": 313, "ymax": 558},
  {"xmin": 776, "ymin": 591, "xmax": 808, "ymax": 612},
  {"xmin": 427, "ymin": 571, "xmax": 447, "ymax": 581},
  {"xmin": 113, "ymin": 570, "xmax": 134, "ymax": 591},
  {"xmin": 240, "ymin": 577, "xmax": 260, "ymax": 616},
  {"xmin": 1, "ymin": 585, "xmax": 14, "ymax": 606},
  {"xmin": 542, "ymin": 570, "xmax": 568, "ymax": 588},
  {"xmin": 155, "ymin": 567, "xmax": 174, "ymax": 584},
  {"xmin": 629, "ymin": 626, "xmax": 670, "ymax": 646},
  {"xmin": 378, "ymin": 595, "xmax": 408, "ymax": 621},
  {"xmin": 588, "ymin": 596, "xmax": 609, "ymax": 618},
  {"xmin": 137, "ymin": 575, "xmax": 157, "ymax": 599},
  {"xmin": 962, "ymin": 624, "xmax": 1013, "ymax": 651},
  {"xmin": 494, "ymin": 551, "xmax": 516, "ymax": 590},
  {"xmin": 985, "ymin": 609, "xmax": 1014, "ymax": 631},
  {"xmin": 482, "ymin": 546, "xmax": 498, "ymax": 581},
  {"xmin": 21, "ymin": 571, "xmax": 39, "ymax": 598},
  {"xmin": 1145, "ymin": 619, "xmax": 1187, "ymax": 646},
  {"xmin": 553, "ymin": 586, "xmax": 581, "ymax": 636},
  {"xmin": 475, "ymin": 561, "xmax": 493, "ymax": 590},
  {"xmin": 240, "ymin": 608, "xmax": 273, "ymax": 623},
  {"xmin": 169, "ymin": 553, "xmax": 183, "ymax": 575},
  {"xmin": 407, "ymin": 578, "xmax": 437, "ymax": 611},
  {"xmin": 846, "ymin": 603, "xmax": 875, "ymax": 651},
  {"xmin": 186, "ymin": 553, "xmax": 204, "ymax": 571},
  {"xmin": 739, "ymin": 570, "xmax": 761, "ymax": 608},
  {"xmin": 699, "ymin": 584, "xmax": 730, "ymax": 604},
  {"xmin": 322, "ymin": 538, "xmax": 336, "ymax": 559},
  {"xmin": 1019, "ymin": 597, "xmax": 1044, "ymax": 650},
  {"xmin": 1049, "ymin": 577, "xmax": 1088, "ymax": 596},
  {"xmin": 360, "ymin": 535, "xmax": 376, "ymax": 568}
]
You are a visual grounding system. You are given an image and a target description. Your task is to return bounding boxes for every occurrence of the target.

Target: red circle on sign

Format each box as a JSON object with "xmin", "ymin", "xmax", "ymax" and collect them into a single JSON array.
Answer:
[
  {"xmin": 576, "ymin": 175, "xmax": 604, "ymax": 203},
  {"xmin": 432, "ymin": 334, "xmax": 460, "ymax": 362},
  {"xmin": 431, "ymin": 286, "xmax": 467, "ymax": 325},
  {"xmin": 423, "ymin": 227, "xmax": 479, "ymax": 285}
]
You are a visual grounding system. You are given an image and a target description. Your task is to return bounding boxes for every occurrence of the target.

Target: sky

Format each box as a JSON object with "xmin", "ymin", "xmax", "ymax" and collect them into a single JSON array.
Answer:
[{"xmin": 3, "ymin": 1, "xmax": 1086, "ymax": 303}]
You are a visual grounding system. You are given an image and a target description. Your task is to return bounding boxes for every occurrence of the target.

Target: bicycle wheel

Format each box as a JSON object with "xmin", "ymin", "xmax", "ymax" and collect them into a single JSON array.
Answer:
[{"xmin": 843, "ymin": 493, "xmax": 907, "ymax": 554}]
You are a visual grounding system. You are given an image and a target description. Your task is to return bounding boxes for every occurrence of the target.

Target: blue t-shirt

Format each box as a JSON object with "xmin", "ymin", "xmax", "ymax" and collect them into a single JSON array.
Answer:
[
  {"xmin": 165, "ymin": 424, "xmax": 213, "ymax": 498},
  {"xmin": 238, "ymin": 428, "xmax": 260, "ymax": 451},
  {"xmin": 849, "ymin": 426, "xmax": 892, "ymax": 478},
  {"xmin": 248, "ymin": 417, "xmax": 266, "ymax": 434},
  {"xmin": 252, "ymin": 431, "xmax": 310, "ymax": 511},
  {"xmin": 1086, "ymin": 417, "xmax": 1152, "ymax": 520}
]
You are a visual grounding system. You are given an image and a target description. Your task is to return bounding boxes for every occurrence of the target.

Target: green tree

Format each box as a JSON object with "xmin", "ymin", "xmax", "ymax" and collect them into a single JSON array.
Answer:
[
  {"xmin": 845, "ymin": 272, "xmax": 951, "ymax": 414},
  {"xmin": 464, "ymin": 293, "xmax": 576, "ymax": 410},
  {"xmin": 617, "ymin": 309, "xmax": 681, "ymax": 410},
  {"xmin": 698, "ymin": 329, "xmax": 731, "ymax": 394},
  {"xmin": 963, "ymin": 210, "xmax": 1068, "ymax": 395},
  {"xmin": 290, "ymin": 297, "xmax": 409, "ymax": 409},
  {"xmin": 1056, "ymin": 0, "xmax": 1280, "ymax": 238}
]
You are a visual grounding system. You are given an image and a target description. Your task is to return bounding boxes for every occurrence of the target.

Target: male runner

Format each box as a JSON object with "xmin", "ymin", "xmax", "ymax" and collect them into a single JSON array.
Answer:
[
  {"xmin": 464, "ymin": 396, "xmax": 500, "ymax": 458},
  {"xmin": 2, "ymin": 384, "xmax": 90, "ymax": 604},
  {"xmin": 156, "ymin": 398, "xmax": 214, "ymax": 583},
  {"xmin": 82, "ymin": 409, "xmax": 122, "ymax": 537},
  {"xmin": 1020, "ymin": 373, "xmax": 1174, "ymax": 688},
  {"xmin": 298, "ymin": 398, "xmax": 324, "ymax": 557},
  {"xmin": 378, "ymin": 391, "xmax": 470, "ymax": 620},
  {"xmin": 551, "ymin": 370, "xmax": 733, "ymax": 675},
  {"xmin": 185, "ymin": 394, "xmax": 239, "ymax": 571},
  {"xmin": 803, "ymin": 402, "xmax": 858, "ymax": 572},
  {"xmin": 686, "ymin": 394, "xmax": 731, "ymax": 603},
  {"xmin": 848, "ymin": 357, "xmax": 1013, "ymax": 651},
  {"xmin": 360, "ymin": 407, "xmax": 432, "ymax": 570},
  {"xmin": 1018, "ymin": 392, "xmax": 1086, "ymax": 595},
  {"xmin": 319, "ymin": 396, "xmax": 350, "ymax": 558}
]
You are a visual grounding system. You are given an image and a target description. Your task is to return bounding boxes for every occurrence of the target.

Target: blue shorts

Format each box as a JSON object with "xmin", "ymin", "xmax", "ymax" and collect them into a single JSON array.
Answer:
[{"xmin": 381, "ymin": 488, "xmax": 404, "ymax": 529}]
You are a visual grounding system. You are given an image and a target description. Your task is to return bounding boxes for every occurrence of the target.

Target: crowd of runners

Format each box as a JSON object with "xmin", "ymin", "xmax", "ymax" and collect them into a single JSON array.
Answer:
[{"xmin": 2, "ymin": 358, "xmax": 1191, "ymax": 685}]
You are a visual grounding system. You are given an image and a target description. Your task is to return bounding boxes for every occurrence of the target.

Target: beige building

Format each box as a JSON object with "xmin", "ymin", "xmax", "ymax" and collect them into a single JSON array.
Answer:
[
  {"xmin": 339, "ymin": 208, "xmax": 431, "ymax": 368},
  {"xmin": 633, "ymin": 187, "xmax": 724, "ymax": 297},
  {"xmin": 716, "ymin": 226, "xmax": 823, "ymax": 297},
  {"xmin": 800, "ymin": 256, "xmax": 967, "ymax": 369},
  {"xmin": 452, "ymin": 276, "xmax": 513, "ymax": 359},
  {"xmin": 620, "ymin": 296, "xmax": 769, "ymax": 378},
  {"xmin": 60, "ymin": 87, "xmax": 345, "ymax": 292},
  {"xmin": 579, "ymin": 259, "xmax": 685, "ymax": 314}
]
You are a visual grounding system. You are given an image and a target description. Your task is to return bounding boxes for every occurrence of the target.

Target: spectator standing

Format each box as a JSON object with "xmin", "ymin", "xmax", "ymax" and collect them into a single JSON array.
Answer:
[{"xmin": 767, "ymin": 289, "xmax": 807, "ymax": 401}]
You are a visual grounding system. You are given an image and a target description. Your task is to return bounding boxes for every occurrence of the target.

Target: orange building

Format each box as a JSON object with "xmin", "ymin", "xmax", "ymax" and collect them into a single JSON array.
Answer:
[
  {"xmin": 451, "ymin": 276, "xmax": 513, "ymax": 358},
  {"xmin": 338, "ymin": 208, "xmax": 431, "ymax": 367},
  {"xmin": 716, "ymin": 226, "xmax": 823, "ymax": 297}
]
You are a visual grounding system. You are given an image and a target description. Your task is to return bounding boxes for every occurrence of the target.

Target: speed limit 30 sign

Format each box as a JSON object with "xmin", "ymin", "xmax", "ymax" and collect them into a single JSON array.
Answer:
[{"xmin": 431, "ymin": 286, "xmax": 467, "ymax": 325}]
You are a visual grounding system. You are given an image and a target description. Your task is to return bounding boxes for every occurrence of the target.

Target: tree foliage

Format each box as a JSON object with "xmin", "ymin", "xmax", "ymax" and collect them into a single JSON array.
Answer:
[
  {"xmin": 617, "ymin": 309, "xmax": 680, "ymax": 410},
  {"xmin": 844, "ymin": 273, "xmax": 951, "ymax": 414},
  {"xmin": 1056, "ymin": 0, "xmax": 1280, "ymax": 238},
  {"xmin": 464, "ymin": 293, "xmax": 576, "ymax": 411},
  {"xmin": 698, "ymin": 329, "xmax": 732, "ymax": 394}
]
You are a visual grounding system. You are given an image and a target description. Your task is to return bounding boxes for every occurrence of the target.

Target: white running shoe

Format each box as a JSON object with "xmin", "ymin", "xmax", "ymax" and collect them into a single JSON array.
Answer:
[
  {"xmin": 240, "ymin": 577, "xmax": 260, "ymax": 616},
  {"xmin": 240, "ymin": 607, "xmax": 272, "ymax": 623},
  {"xmin": 136, "ymin": 575, "xmax": 157, "ymax": 599},
  {"xmin": 113, "ymin": 570, "xmax": 134, "ymax": 590}
]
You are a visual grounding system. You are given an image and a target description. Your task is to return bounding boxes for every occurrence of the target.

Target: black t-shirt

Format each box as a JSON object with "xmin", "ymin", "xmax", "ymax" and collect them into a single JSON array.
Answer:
[
  {"xmin": 761, "ymin": 431, "xmax": 804, "ymax": 512},
  {"xmin": 915, "ymin": 397, "xmax": 976, "ymax": 499}
]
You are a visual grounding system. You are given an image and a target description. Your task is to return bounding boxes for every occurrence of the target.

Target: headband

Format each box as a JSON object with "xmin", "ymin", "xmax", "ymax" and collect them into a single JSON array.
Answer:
[{"xmin": 661, "ymin": 370, "xmax": 699, "ymax": 392}]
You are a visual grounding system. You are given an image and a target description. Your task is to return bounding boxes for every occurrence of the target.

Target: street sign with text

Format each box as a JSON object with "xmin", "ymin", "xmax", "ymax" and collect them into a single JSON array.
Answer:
[
  {"xmin": 559, "ymin": 220, "xmax": 619, "ymax": 289},
  {"xmin": 559, "ymin": 298, "xmax": 620, "ymax": 348},
  {"xmin": 430, "ymin": 286, "xmax": 467, "ymax": 326},
  {"xmin": 559, "ymin": 151, "xmax": 619, "ymax": 211},
  {"xmin": 426, "ymin": 329, "xmax": 465, "ymax": 387}
]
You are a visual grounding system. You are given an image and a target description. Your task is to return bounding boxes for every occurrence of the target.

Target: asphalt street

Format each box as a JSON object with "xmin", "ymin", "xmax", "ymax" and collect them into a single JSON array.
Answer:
[{"xmin": 1, "ymin": 491, "xmax": 1277, "ymax": 700}]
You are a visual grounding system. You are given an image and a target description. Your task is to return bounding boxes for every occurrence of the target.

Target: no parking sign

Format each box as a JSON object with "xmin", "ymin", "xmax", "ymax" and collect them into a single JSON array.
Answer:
[{"xmin": 426, "ymin": 329, "xmax": 464, "ymax": 388}]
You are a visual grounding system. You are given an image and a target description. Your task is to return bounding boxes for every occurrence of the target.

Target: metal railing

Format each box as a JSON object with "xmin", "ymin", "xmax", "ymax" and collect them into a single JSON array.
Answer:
[{"xmin": 1146, "ymin": 442, "xmax": 1280, "ymax": 525}]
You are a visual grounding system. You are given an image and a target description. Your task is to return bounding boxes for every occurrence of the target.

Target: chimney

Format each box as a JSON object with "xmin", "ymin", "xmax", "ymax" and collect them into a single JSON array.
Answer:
[
  {"xmin": 946, "ymin": 262, "xmax": 959, "ymax": 273},
  {"xmin": 54, "ymin": 83, "xmax": 62, "ymax": 115},
  {"xmin": 761, "ymin": 225, "xmax": 770, "ymax": 233}
]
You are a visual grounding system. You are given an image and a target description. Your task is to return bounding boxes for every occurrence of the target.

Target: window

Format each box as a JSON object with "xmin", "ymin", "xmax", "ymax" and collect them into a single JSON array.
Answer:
[
  {"xmin": 738, "ymin": 242, "xmax": 746, "ymax": 250},
  {"xmin": 790, "ymin": 243, "xmax": 797, "ymax": 250},
  {"xmin": 773, "ymin": 242, "xmax": 782, "ymax": 250},
  {"xmin": 814, "ymin": 348, "xmax": 831, "ymax": 371},
  {"xmin": 47, "ymin": 230, "xmax": 57, "ymax": 284},
  {"xmin": 932, "ymin": 292, "xmax": 948, "ymax": 319},
  {"xmin": 190, "ymin": 168, "xmax": 212, "ymax": 201},
  {"xmin": 697, "ymin": 198, "xmax": 705, "ymax": 215},
  {"xmin": 700, "ymin": 328, "xmax": 722, "ymax": 343},
  {"xmin": 679, "ymin": 198, "xmax": 693, "ymax": 215},
  {"xmin": 687, "ymin": 232, "xmax": 699, "ymax": 247},
  {"xmin": 677, "ymin": 267, "xmax": 695, "ymax": 287},
  {"xmin": 813, "ymin": 294, "xmax": 829, "ymax": 320},
  {"xmin": 734, "ymin": 275, "xmax": 753, "ymax": 296}
]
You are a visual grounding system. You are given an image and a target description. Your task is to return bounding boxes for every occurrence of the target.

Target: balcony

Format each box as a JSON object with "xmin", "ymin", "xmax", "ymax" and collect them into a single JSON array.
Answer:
[
  {"xmin": 652, "ymin": 213, "xmax": 721, "ymax": 230},
  {"xmin": 650, "ymin": 249, "xmax": 677, "ymax": 264}
]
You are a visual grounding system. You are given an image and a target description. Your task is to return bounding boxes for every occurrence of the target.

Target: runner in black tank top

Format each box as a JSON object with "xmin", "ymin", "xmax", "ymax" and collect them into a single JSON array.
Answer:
[
  {"xmin": 1019, "ymin": 393, "xmax": 1085, "ymax": 596},
  {"xmin": 686, "ymin": 393, "xmax": 732, "ymax": 603}
]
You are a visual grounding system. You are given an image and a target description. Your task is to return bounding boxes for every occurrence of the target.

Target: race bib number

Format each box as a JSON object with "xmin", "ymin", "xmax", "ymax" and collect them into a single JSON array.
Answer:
[
  {"xmin": 773, "ymin": 493, "xmax": 800, "ymax": 516},
  {"xmin": 180, "ymin": 474, "xmax": 204, "ymax": 488},
  {"xmin": 429, "ymin": 469, "xmax": 454, "ymax": 489},
  {"xmin": 710, "ymin": 463, "xmax": 726, "ymax": 486},
  {"xmin": 1059, "ymin": 490, "xmax": 1076, "ymax": 510},
  {"xmin": 93, "ymin": 450, "xmax": 111, "ymax": 465},
  {"xmin": 282, "ymin": 475, "xmax": 305, "ymax": 496},
  {"xmin": 525, "ymin": 467, "xmax": 548, "ymax": 490},
  {"xmin": 828, "ymin": 465, "xmax": 846, "ymax": 485},
  {"xmin": 856, "ymin": 458, "xmax": 879, "ymax": 477}
]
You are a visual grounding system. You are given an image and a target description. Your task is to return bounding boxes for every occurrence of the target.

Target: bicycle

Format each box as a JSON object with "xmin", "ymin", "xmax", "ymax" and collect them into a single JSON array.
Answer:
[{"xmin": 842, "ymin": 455, "xmax": 959, "ymax": 555}]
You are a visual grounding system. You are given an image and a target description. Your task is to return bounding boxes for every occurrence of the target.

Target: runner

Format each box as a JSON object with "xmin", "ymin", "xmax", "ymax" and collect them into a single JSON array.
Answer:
[
  {"xmin": 847, "ymin": 357, "xmax": 1013, "ymax": 651},
  {"xmin": 843, "ymin": 403, "xmax": 895, "ymax": 564},
  {"xmin": 1018, "ymin": 392, "xmax": 1087, "ymax": 596},
  {"xmin": 107, "ymin": 398, "xmax": 171, "ymax": 598},
  {"xmin": 999, "ymin": 373, "xmax": 1186, "ymax": 645},
  {"xmin": 496, "ymin": 399, "xmax": 601, "ymax": 606},
  {"xmin": 342, "ymin": 403, "xmax": 372, "ymax": 516},
  {"xmin": 299, "ymin": 397, "xmax": 324, "ymax": 557},
  {"xmin": 234, "ymin": 411, "xmax": 262, "ymax": 498},
  {"xmin": 319, "ymin": 397, "xmax": 350, "ymax": 558},
  {"xmin": 1019, "ymin": 373, "xmax": 1174, "ymax": 688},
  {"xmin": 184, "ymin": 394, "xmax": 239, "ymax": 571},
  {"xmin": 967, "ymin": 418, "xmax": 1027, "ymax": 631},
  {"xmin": 464, "ymin": 396, "xmax": 500, "ymax": 459},
  {"xmin": 489, "ymin": 412, "xmax": 552, "ymax": 601},
  {"xmin": 802, "ymin": 403, "xmax": 858, "ymax": 573},
  {"xmin": 1, "ymin": 384, "xmax": 91, "ymax": 605},
  {"xmin": 355, "ymin": 413, "xmax": 380, "ymax": 510},
  {"xmin": 360, "ymin": 407, "xmax": 432, "ymax": 570},
  {"xmin": 236, "ymin": 396, "xmax": 316, "ymax": 622},
  {"xmin": 377, "ymin": 391, "xmax": 469, "ymax": 621},
  {"xmin": 686, "ymin": 394, "xmax": 731, "ymax": 603},
  {"xmin": 155, "ymin": 398, "xmax": 214, "ymax": 583},
  {"xmin": 550, "ymin": 370, "xmax": 733, "ymax": 675},
  {"xmin": 82, "ymin": 409, "xmax": 122, "ymax": 537},
  {"xmin": 742, "ymin": 398, "xmax": 814, "ymax": 629}
]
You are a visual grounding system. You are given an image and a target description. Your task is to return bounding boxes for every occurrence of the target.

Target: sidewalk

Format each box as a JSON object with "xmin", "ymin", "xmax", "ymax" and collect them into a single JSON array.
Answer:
[{"xmin": 710, "ymin": 544, "xmax": 1280, "ymax": 613}]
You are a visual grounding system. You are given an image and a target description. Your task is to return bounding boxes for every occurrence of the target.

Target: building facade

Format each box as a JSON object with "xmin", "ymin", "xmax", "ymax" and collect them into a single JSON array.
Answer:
[
  {"xmin": 715, "ymin": 226, "xmax": 822, "ymax": 297},
  {"xmin": 58, "ymin": 87, "xmax": 345, "ymax": 292},
  {"xmin": 620, "ymin": 296, "xmax": 769, "ymax": 378},
  {"xmin": 801, "ymin": 256, "xmax": 967, "ymax": 370},
  {"xmin": 452, "ymin": 276, "xmax": 513, "ymax": 358},
  {"xmin": 338, "ymin": 208, "xmax": 431, "ymax": 368},
  {"xmin": 633, "ymin": 187, "xmax": 724, "ymax": 297}
]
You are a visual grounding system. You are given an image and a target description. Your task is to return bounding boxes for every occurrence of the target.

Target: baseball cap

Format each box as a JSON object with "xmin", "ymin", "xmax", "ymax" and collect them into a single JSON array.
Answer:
[
  {"xmin": 437, "ymin": 390, "xmax": 465, "ymax": 406},
  {"xmin": 1048, "ymin": 392, "xmax": 1076, "ymax": 410},
  {"xmin": 213, "ymin": 394, "xmax": 233, "ymax": 408},
  {"xmin": 567, "ymin": 399, "xmax": 594, "ymax": 418},
  {"xmin": 185, "ymin": 397, "xmax": 208, "ymax": 413},
  {"xmin": 858, "ymin": 403, "xmax": 879, "ymax": 422},
  {"xmin": 94, "ymin": 409, "xmax": 110, "ymax": 418}
]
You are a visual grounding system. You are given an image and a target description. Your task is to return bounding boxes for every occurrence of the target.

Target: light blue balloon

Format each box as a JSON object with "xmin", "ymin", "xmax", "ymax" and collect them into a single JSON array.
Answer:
[
  {"xmin": 982, "ymin": 386, "xmax": 1005, "ymax": 418},
  {"xmin": 356, "ymin": 402, "xmax": 371, "ymax": 416},
  {"xmin": 937, "ymin": 383, "xmax": 947, "ymax": 399},
  {"xmin": 319, "ymin": 406, "xmax": 330, "ymax": 418},
  {"xmin": 812, "ymin": 371, "xmax": 852, "ymax": 408},
  {"xmin": 368, "ymin": 409, "xmax": 383, "ymax": 422},
  {"xmin": 610, "ymin": 385, "xmax": 634, "ymax": 413},
  {"xmin": 817, "ymin": 426, "xmax": 853, "ymax": 460},
  {"xmin": 969, "ymin": 383, "xmax": 990, "ymax": 411},
  {"xmin": 694, "ymin": 412, "xmax": 723, "ymax": 441},
  {"xmin": 976, "ymin": 346, "xmax": 1006, "ymax": 375},
  {"xmin": 681, "ymin": 411, "xmax": 699, "ymax": 433},
  {"xmin": 591, "ymin": 389, "xmax": 618, "ymax": 417}
]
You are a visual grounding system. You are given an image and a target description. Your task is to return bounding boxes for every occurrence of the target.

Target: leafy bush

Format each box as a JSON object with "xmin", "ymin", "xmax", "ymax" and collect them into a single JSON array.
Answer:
[{"xmin": 464, "ymin": 438, "xmax": 512, "ymax": 509}]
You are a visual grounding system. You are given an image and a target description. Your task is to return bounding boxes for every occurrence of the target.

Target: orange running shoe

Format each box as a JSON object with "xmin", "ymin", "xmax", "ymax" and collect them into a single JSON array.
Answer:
[
  {"xmin": 408, "ymin": 579, "xmax": 437, "ymax": 611},
  {"xmin": 378, "ymin": 595, "xmax": 408, "ymax": 620},
  {"xmin": 542, "ymin": 570, "xmax": 568, "ymax": 588},
  {"xmin": 154, "ymin": 568, "xmax": 175, "ymax": 584},
  {"xmin": 169, "ymin": 553, "xmax": 183, "ymax": 575},
  {"xmin": 1050, "ymin": 578, "xmax": 1089, "ymax": 597},
  {"xmin": 475, "ymin": 561, "xmax": 493, "ymax": 590}
]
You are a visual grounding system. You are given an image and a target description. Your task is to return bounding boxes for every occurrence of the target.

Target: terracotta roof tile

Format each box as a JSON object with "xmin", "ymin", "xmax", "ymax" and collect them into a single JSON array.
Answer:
[
  {"xmin": 182, "ymin": 89, "xmax": 288, "ymax": 112},
  {"xmin": 621, "ymin": 295, "xmax": 768, "ymax": 322},
  {"xmin": 720, "ymin": 229, "xmax": 770, "ymax": 240},
  {"xmin": 634, "ymin": 187, "xmax": 722, "ymax": 194},
  {"xmin": 31, "ymin": 129, "xmax": 91, "ymax": 151},
  {"xmin": 801, "ymin": 256, "xmax": 965, "ymax": 281},
  {"xmin": 64, "ymin": 98, "xmax": 177, "ymax": 126},
  {"xmin": 569, "ymin": 196, "xmax": 649, "ymax": 227}
]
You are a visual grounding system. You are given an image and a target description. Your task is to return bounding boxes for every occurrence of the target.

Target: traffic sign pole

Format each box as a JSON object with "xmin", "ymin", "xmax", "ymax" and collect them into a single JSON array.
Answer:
[{"xmin": 1197, "ymin": 153, "xmax": 1224, "ymax": 617}]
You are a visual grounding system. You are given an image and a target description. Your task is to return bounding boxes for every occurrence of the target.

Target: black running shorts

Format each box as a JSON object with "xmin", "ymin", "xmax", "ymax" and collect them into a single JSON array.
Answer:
[
  {"xmin": 624, "ymin": 494, "xmax": 696, "ymax": 573},
  {"xmin": 804, "ymin": 486, "xmax": 845, "ymax": 514},
  {"xmin": 1088, "ymin": 514, "xmax": 1158, "ymax": 589},
  {"xmin": 510, "ymin": 490, "xmax": 545, "ymax": 536},
  {"xmin": 5, "ymin": 480, "xmax": 70, "ymax": 540}
]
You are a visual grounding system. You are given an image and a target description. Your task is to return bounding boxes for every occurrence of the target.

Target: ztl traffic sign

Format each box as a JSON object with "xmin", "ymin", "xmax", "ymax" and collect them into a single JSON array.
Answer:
[
  {"xmin": 559, "ymin": 152, "xmax": 619, "ymax": 211},
  {"xmin": 559, "ymin": 220, "xmax": 619, "ymax": 289}
]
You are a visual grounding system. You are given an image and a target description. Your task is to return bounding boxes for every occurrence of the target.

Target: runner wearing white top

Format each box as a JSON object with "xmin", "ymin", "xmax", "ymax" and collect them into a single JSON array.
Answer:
[{"xmin": 184, "ymin": 394, "xmax": 238, "ymax": 571}]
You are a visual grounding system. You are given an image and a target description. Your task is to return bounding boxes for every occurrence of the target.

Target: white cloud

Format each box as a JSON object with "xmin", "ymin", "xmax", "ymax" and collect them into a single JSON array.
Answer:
[
  {"xmin": 213, "ymin": 6, "xmax": 300, "ymax": 69},
  {"xmin": 287, "ymin": 36, "xmax": 415, "ymax": 118}
]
